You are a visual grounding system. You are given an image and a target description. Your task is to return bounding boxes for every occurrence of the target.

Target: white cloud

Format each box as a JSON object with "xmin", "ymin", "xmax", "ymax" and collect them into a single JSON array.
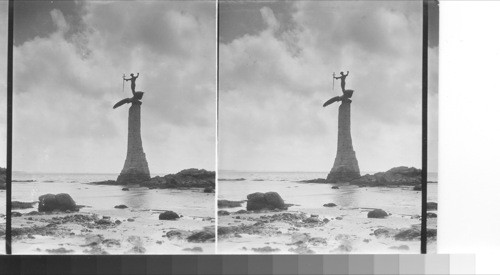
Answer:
[
  {"xmin": 13, "ymin": 1, "xmax": 216, "ymax": 174},
  {"xmin": 219, "ymin": 1, "xmax": 426, "ymax": 172}
]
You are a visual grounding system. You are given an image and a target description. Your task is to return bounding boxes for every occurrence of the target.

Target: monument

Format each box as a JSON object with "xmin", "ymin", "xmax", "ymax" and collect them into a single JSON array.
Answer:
[
  {"xmin": 323, "ymin": 71, "xmax": 360, "ymax": 183},
  {"xmin": 114, "ymin": 73, "xmax": 151, "ymax": 184}
]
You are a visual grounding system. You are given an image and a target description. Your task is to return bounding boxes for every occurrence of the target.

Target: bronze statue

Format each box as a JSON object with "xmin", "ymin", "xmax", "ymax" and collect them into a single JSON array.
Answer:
[
  {"xmin": 114, "ymin": 73, "xmax": 144, "ymax": 109},
  {"xmin": 323, "ymin": 71, "xmax": 354, "ymax": 107},
  {"xmin": 124, "ymin": 73, "xmax": 140, "ymax": 95}
]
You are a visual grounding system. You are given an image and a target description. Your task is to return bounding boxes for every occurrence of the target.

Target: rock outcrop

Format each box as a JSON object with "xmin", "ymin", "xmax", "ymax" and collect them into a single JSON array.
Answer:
[
  {"xmin": 350, "ymin": 166, "xmax": 422, "ymax": 186},
  {"xmin": 38, "ymin": 193, "xmax": 78, "ymax": 212},
  {"xmin": 0, "ymin": 167, "xmax": 5, "ymax": 190},
  {"xmin": 159, "ymin": 211, "xmax": 180, "ymax": 220},
  {"xmin": 143, "ymin": 169, "xmax": 215, "ymax": 189},
  {"xmin": 117, "ymin": 101, "xmax": 150, "ymax": 184},
  {"xmin": 326, "ymin": 100, "xmax": 361, "ymax": 182},
  {"xmin": 246, "ymin": 192, "xmax": 286, "ymax": 211}
]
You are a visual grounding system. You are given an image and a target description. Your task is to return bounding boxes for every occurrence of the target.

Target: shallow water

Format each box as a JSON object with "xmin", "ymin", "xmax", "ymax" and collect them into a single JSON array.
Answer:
[
  {"xmin": 10, "ymin": 172, "xmax": 215, "ymax": 254},
  {"xmin": 218, "ymin": 171, "xmax": 438, "ymax": 254},
  {"xmin": 219, "ymin": 171, "xmax": 436, "ymax": 216},
  {"xmin": 12, "ymin": 173, "xmax": 214, "ymax": 218}
]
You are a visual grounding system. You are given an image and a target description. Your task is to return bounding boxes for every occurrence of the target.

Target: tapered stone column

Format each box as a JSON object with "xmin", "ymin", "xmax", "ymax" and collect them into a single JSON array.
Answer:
[
  {"xmin": 117, "ymin": 101, "xmax": 150, "ymax": 184},
  {"xmin": 326, "ymin": 99, "xmax": 360, "ymax": 182}
]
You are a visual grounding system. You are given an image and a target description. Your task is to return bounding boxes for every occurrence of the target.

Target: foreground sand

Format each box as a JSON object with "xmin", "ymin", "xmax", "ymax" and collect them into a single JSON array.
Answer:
[
  {"xmin": 218, "ymin": 205, "xmax": 437, "ymax": 254},
  {"xmin": 11, "ymin": 196, "xmax": 215, "ymax": 254}
]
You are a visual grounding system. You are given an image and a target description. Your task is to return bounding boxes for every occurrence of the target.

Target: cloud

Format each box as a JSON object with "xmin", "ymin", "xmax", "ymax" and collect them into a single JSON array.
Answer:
[
  {"xmin": 13, "ymin": 1, "xmax": 216, "ymax": 173},
  {"xmin": 219, "ymin": 1, "xmax": 427, "ymax": 172}
]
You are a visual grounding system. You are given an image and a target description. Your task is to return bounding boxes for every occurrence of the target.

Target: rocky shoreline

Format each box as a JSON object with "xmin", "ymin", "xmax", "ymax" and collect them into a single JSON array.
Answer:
[
  {"xmin": 299, "ymin": 166, "xmax": 424, "ymax": 187},
  {"xmin": 89, "ymin": 168, "xmax": 215, "ymax": 189},
  {"xmin": 218, "ymin": 188, "xmax": 436, "ymax": 254}
]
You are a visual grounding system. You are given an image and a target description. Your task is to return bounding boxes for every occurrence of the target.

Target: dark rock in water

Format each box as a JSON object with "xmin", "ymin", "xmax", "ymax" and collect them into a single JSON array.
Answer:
[
  {"xmin": 187, "ymin": 228, "xmax": 215, "ymax": 243},
  {"xmin": 0, "ymin": 167, "xmax": 5, "ymax": 190},
  {"xmin": 165, "ymin": 230, "xmax": 185, "ymax": 239},
  {"xmin": 323, "ymin": 203, "xmax": 337, "ymax": 207},
  {"xmin": 12, "ymin": 212, "xmax": 22, "ymax": 217},
  {"xmin": 114, "ymin": 205, "xmax": 128, "ymax": 209},
  {"xmin": 331, "ymin": 186, "xmax": 340, "ymax": 189},
  {"xmin": 304, "ymin": 217, "xmax": 320, "ymax": 223},
  {"xmin": 246, "ymin": 192, "xmax": 286, "ymax": 211},
  {"xmin": 252, "ymin": 246, "xmax": 280, "ymax": 253},
  {"xmin": 218, "ymin": 178, "xmax": 245, "ymax": 181},
  {"xmin": 96, "ymin": 219, "xmax": 113, "ymax": 225},
  {"xmin": 159, "ymin": 211, "xmax": 180, "ymax": 220},
  {"xmin": 427, "ymin": 228, "xmax": 437, "ymax": 239},
  {"xmin": 427, "ymin": 212, "xmax": 437, "ymax": 218},
  {"xmin": 89, "ymin": 180, "xmax": 118, "ymax": 185},
  {"xmin": 218, "ymin": 200, "xmax": 244, "ymax": 208},
  {"xmin": 427, "ymin": 202, "xmax": 438, "ymax": 210},
  {"xmin": 299, "ymin": 178, "xmax": 328, "ymax": 183},
  {"xmin": 218, "ymin": 210, "xmax": 230, "ymax": 216},
  {"xmin": 351, "ymin": 166, "xmax": 422, "ymax": 187},
  {"xmin": 122, "ymin": 188, "xmax": 130, "ymax": 191},
  {"xmin": 394, "ymin": 228, "xmax": 421, "ymax": 241},
  {"xmin": 46, "ymin": 247, "xmax": 74, "ymax": 254},
  {"xmin": 38, "ymin": 193, "xmax": 78, "ymax": 212},
  {"xmin": 143, "ymin": 169, "xmax": 215, "ymax": 189},
  {"xmin": 183, "ymin": 247, "xmax": 203, "ymax": 252},
  {"xmin": 413, "ymin": 184, "xmax": 422, "ymax": 191},
  {"xmin": 203, "ymin": 187, "xmax": 214, "ymax": 193},
  {"xmin": 367, "ymin": 209, "xmax": 388, "ymax": 219},
  {"xmin": 127, "ymin": 218, "xmax": 135, "ymax": 222},
  {"xmin": 12, "ymin": 201, "xmax": 36, "ymax": 209},
  {"xmin": 373, "ymin": 228, "xmax": 398, "ymax": 238}
]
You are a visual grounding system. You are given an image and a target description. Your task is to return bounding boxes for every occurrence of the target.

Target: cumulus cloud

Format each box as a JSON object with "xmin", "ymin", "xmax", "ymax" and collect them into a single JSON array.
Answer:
[
  {"xmin": 12, "ymin": 1, "xmax": 216, "ymax": 173},
  {"xmin": 219, "ymin": 1, "xmax": 429, "ymax": 172}
]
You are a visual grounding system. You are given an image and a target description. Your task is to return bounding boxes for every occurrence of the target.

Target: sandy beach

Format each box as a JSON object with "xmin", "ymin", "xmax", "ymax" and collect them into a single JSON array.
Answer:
[
  {"xmin": 217, "ymin": 172, "xmax": 437, "ymax": 254},
  {"xmin": 11, "ymin": 173, "xmax": 215, "ymax": 254}
]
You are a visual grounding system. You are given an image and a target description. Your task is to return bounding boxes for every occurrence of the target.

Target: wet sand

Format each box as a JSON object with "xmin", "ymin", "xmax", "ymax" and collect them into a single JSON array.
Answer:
[
  {"xmin": 11, "ymin": 181, "xmax": 215, "ymax": 254},
  {"xmin": 218, "ymin": 178, "xmax": 437, "ymax": 254}
]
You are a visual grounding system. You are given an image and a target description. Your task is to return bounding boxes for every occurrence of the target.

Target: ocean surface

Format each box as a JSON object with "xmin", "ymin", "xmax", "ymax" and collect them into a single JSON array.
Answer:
[
  {"xmin": 9, "ymin": 172, "xmax": 214, "ymax": 219},
  {"xmin": 218, "ymin": 171, "xmax": 438, "ymax": 215}
]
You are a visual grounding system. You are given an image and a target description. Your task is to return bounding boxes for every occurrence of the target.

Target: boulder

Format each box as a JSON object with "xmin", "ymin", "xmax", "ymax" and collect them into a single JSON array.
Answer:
[
  {"xmin": 203, "ymin": 187, "xmax": 214, "ymax": 193},
  {"xmin": 246, "ymin": 192, "xmax": 286, "ymax": 211},
  {"xmin": 159, "ymin": 211, "xmax": 180, "ymax": 221},
  {"xmin": 114, "ymin": 205, "xmax": 128, "ymax": 209},
  {"xmin": 367, "ymin": 209, "xmax": 388, "ymax": 219},
  {"xmin": 217, "ymin": 210, "xmax": 230, "ymax": 216},
  {"xmin": 0, "ymin": 167, "xmax": 5, "ymax": 190},
  {"xmin": 323, "ymin": 203, "xmax": 337, "ymax": 207},
  {"xmin": 427, "ymin": 212, "xmax": 437, "ymax": 218},
  {"xmin": 187, "ymin": 228, "xmax": 215, "ymax": 243},
  {"xmin": 351, "ymin": 166, "xmax": 422, "ymax": 187},
  {"xmin": 38, "ymin": 193, "xmax": 78, "ymax": 212},
  {"xmin": 427, "ymin": 202, "xmax": 438, "ymax": 210}
]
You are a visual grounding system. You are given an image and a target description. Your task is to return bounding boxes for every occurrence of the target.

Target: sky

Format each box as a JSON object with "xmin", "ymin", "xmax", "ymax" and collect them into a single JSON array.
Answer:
[
  {"xmin": 218, "ymin": 1, "xmax": 439, "ymax": 173},
  {"xmin": 6, "ymin": 0, "xmax": 216, "ymax": 174}
]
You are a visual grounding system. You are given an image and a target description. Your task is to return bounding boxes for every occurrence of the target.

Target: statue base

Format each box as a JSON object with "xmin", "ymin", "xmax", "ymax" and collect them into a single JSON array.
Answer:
[{"xmin": 117, "ymin": 168, "xmax": 150, "ymax": 185}]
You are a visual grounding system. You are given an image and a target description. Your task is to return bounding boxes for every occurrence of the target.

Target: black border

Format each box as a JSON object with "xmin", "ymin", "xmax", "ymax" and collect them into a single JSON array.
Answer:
[
  {"xmin": 5, "ymin": 0, "xmax": 13, "ymax": 255},
  {"xmin": 421, "ymin": 0, "xmax": 429, "ymax": 254}
]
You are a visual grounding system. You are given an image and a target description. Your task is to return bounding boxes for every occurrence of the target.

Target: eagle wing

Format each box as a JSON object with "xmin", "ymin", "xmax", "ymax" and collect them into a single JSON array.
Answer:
[
  {"xmin": 323, "ymin": 96, "xmax": 342, "ymax": 107},
  {"xmin": 113, "ymin": 98, "xmax": 132, "ymax": 109}
]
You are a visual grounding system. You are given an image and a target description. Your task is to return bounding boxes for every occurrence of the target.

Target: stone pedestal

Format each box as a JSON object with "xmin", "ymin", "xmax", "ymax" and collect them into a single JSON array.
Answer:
[
  {"xmin": 326, "ymin": 100, "xmax": 360, "ymax": 182},
  {"xmin": 117, "ymin": 101, "xmax": 150, "ymax": 184}
]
